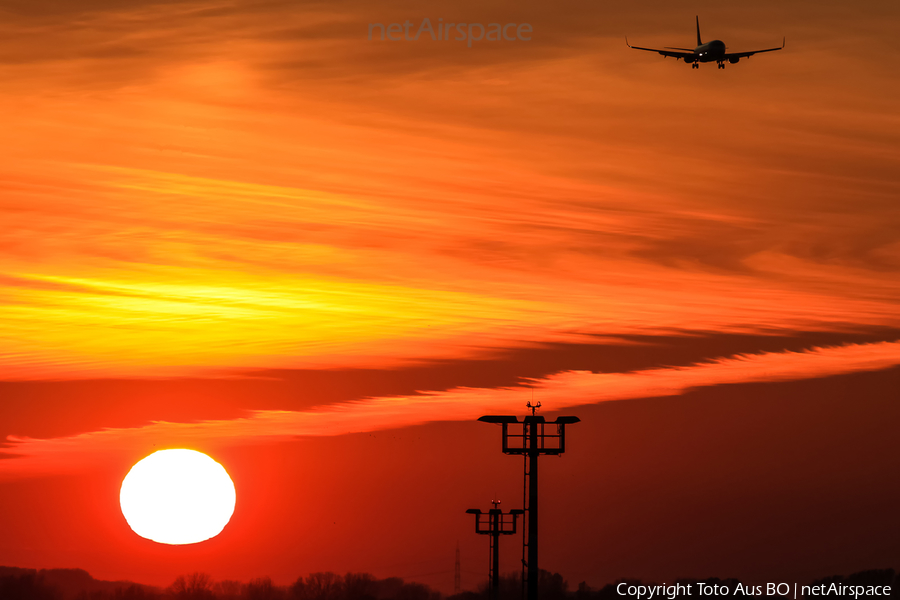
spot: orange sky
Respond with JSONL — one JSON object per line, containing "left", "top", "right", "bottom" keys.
{"left": 1, "top": 0, "right": 899, "bottom": 593}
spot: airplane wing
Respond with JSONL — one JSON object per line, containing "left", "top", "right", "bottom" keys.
{"left": 625, "top": 38, "right": 694, "bottom": 59}
{"left": 724, "top": 37, "right": 785, "bottom": 60}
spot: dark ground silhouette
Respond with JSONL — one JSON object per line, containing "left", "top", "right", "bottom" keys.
{"left": 1, "top": 567, "right": 897, "bottom": 600}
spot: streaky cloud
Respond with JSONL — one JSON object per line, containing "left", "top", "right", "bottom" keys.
{"left": 2, "top": 340, "right": 898, "bottom": 479}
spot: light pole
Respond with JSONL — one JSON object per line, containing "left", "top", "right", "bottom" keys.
{"left": 466, "top": 501, "right": 524, "bottom": 599}
{"left": 478, "top": 409, "right": 579, "bottom": 600}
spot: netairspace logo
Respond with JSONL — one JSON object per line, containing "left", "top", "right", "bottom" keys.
{"left": 615, "top": 582, "right": 893, "bottom": 600}
{"left": 368, "top": 18, "right": 532, "bottom": 47}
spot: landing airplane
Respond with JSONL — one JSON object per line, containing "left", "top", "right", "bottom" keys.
{"left": 626, "top": 16, "right": 784, "bottom": 69}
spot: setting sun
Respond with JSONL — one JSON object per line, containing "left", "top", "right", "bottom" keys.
{"left": 119, "top": 449, "right": 236, "bottom": 545}
{"left": 1, "top": 0, "right": 899, "bottom": 596}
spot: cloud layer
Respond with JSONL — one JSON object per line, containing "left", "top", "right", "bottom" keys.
{"left": 1, "top": 0, "right": 898, "bottom": 377}
{"left": 3, "top": 340, "right": 898, "bottom": 478}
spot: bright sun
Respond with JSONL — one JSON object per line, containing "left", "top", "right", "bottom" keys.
{"left": 120, "top": 449, "right": 236, "bottom": 545}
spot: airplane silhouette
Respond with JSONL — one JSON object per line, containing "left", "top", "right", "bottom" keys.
{"left": 627, "top": 16, "right": 784, "bottom": 69}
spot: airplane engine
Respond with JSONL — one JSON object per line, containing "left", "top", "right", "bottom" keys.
{"left": 729, "top": 57, "right": 740, "bottom": 64}
{"left": 683, "top": 56, "right": 696, "bottom": 64}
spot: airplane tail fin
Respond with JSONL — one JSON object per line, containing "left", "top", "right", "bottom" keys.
{"left": 696, "top": 15, "right": 702, "bottom": 46}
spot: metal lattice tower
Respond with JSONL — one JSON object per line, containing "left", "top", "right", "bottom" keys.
{"left": 478, "top": 408, "right": 579, "bottom": 600}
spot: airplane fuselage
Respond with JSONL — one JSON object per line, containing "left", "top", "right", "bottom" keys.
{"left": 689, "top": 40, "right": 726, "bottom": 62}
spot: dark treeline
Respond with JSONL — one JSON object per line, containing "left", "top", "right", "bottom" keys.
{"left": 2, "top": 567, "right": 898, "bottom": 600}
{"left": 457, "top": 570, "right": 570, "bottom": 600}
{"left": 0, "top": 569, "right": 441, "bottom": 600}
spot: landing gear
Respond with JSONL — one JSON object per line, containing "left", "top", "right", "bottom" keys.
{"left": 691, "top": 63, "right": 699, "bottom": 69}
{"left": 717, "top": 62, "right": 725, "bottom": 69}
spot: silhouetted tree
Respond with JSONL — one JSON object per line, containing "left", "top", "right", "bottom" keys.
{"left": 373, "top": 577, "right": 405, "bottom": 600}
{"left": 475, "top": 569, "right": 567, "bottom": 600}
{"left": 114, "top": 584, "right": 163, "bottom": 600}
{"left": 168, "top": 573, "right": 216, "bottom": 600}
{"left": 395, "top": 581, "right": 436, "bottom": 600}
{"left": 444, "top": 592, "right": 481, "bottom": 600}
{"left": 344, "top": 572, "right": 378, "bottom": 600}
{"left": 213, "top": 580, "right": 243, "bottom": 600}
{"left": 0, "top": 571, "right": 61, "bottom": 600}
{"left": 292, "top": 572, "right": 344, "bottom": 600}
{"left": 474, "top": 571, "right": 518, "bottom": 600}
{"left": 575, "top": 581, "right": 592, "bottom": 600}
{"left": 245, "top": 577, "right": 287, "bottom": 600}
{"left": 538, "top": 570, "right": 568, "bottom": 600}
